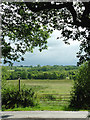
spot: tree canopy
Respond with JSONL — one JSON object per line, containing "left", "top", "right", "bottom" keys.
{"left": 1, "top": 2, "right": 52, "bottom": 65}
{"left": 1, "top": 2, "right": 90, "bottom": 65}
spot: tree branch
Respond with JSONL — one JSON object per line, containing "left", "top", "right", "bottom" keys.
{"left": 81, "top": 2, "right": 90, "bottom": 27}
{"left": 25, "top": 2, "right": 70, "bottom": 12}
{"left": 25, "top": 2, "right": 90, "bottom": 27}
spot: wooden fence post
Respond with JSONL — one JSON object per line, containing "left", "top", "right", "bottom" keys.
{"left": 18, "top": 78, "right": 20, "bottom": 92}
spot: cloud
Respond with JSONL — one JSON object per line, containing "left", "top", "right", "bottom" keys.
{"left": 13, "top": 30, "right": 80, "bottom": 66}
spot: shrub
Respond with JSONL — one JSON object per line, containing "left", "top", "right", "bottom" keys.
{"left": 2, "top": 85, "right": 38, "bottom": 109}
{"left": 69, "top": 62, "right": 90, "bottom": 109}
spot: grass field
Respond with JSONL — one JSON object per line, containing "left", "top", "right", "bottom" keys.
{"left": 7, "top": 79, "right": 73, "bottom": 94}
{"left": 3, "top": 79, "right": 74, "bottom": 111}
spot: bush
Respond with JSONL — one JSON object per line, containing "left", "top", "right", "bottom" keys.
{"left": 2, "top": 85, "right": 38, "bottom": 109}
{"left": 69, "top": 62, "right": 90, "bottom": 109}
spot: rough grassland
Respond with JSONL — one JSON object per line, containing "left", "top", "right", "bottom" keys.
{"left": 7, "top": 79, "right": 73, "bottom": 94}
{"left": 3, "top": 79, "right": 77, "bottom": 111}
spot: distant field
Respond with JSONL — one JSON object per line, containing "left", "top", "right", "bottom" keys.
{"left": 7, "top": 79, "right": 73, "bottom": 94}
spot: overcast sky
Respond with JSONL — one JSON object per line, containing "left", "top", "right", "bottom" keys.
{"left": 13, "top": 30, "right": 80, "bottom": 66}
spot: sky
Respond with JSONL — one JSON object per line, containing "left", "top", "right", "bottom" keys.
{"left": 13, "top": 30, "right": 81, "bottom": 66}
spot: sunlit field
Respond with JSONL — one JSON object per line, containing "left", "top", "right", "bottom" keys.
{"left": 7, "top": 79, "right": 73, "bottom": 94}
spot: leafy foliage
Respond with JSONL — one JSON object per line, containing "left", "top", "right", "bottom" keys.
{"left": 2, "top": 85, "right": 38, "bottom": 109}
{"left": 2, "top": 65, "right": 78, "bottom": 80}
{"left": 1, "top": 2, "right": 90, "bottom": 65}
{"left": 69, "top": 62, "right": 90, "bottom": 109}
{"left": 25, "top": 2, "right": 90, "bottom": 65}
{"left": 1, "top": 66, "right": 10, "bottom": 89}
{"left": 1, "top": 2, "right": 52, "bottom": 65}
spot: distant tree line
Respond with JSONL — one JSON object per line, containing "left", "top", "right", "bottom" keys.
{"left": 2, "top": 65, "right": 78, "bottom": 80}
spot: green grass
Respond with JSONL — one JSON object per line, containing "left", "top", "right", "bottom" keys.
{"left": 7, "top": 79, "right": 73, "bottom": 94}
{"left": 3, "top": 105, "right": 69, "bottom": 111}
{"left": 2, "top": 79, "right": 89, "bottom": 111}
{"left": 3, "top": 103, "right": 85, "bottom": 111}
{"left": 3, "top": 79, "right": 74, "bottom": 111}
